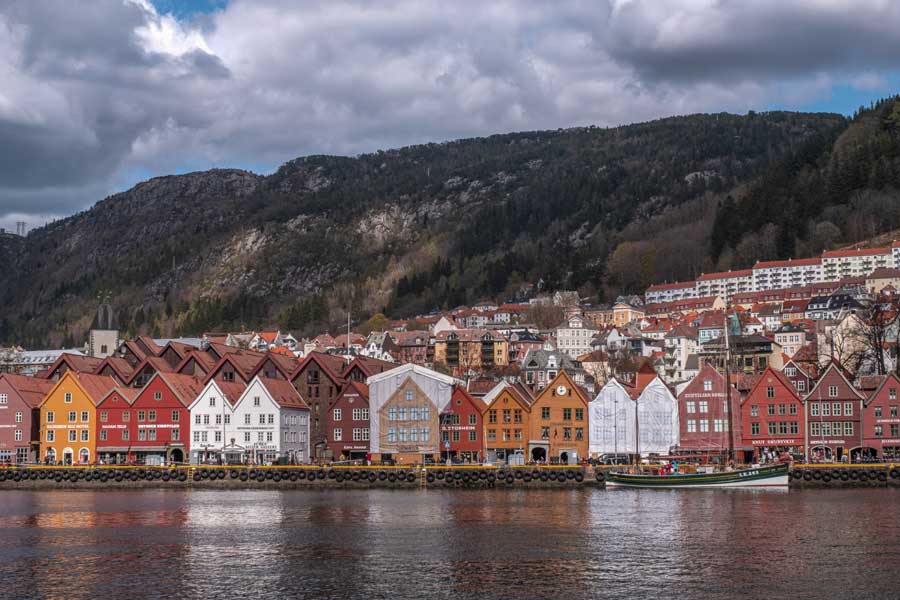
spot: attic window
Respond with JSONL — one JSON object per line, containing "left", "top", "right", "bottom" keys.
{"left": 154, "top": 391, "right": 162, "bottom": 401}
{"left": 64, "top": 392, "right": 72, "bottom": 403}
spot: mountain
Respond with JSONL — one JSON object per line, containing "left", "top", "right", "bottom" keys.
{"left": 0, "top": 107, "right": 870, "bottom": 346}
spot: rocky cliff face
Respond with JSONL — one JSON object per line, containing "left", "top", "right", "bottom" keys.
{"left": 0, "top": 111, "right": 850, "bottom": 345}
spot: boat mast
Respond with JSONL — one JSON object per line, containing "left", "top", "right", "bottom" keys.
{"left": 723, "top": 295, "right": 735, "bottom": 464}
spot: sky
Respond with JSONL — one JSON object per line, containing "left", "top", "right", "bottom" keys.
{"left": 2, "top": 0, "right": 899, "bottom": 233}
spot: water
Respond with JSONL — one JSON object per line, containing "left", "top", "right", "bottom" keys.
{"left": 0, "top": 488, "right": 898, "bottom": 599}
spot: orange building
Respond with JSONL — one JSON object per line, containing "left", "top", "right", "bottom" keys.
{"left": 39, "top": 371, "right": 117, "bottom": 465}
{"left": 481, "top": 382, "right": 533, "bottom": 464}
{"left": 527, "top": 371, "right": 590, "bottom": 464}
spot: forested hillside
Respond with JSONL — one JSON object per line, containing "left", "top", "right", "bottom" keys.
{"left": 3, "top": 104, "right": 883, "bottom": 347}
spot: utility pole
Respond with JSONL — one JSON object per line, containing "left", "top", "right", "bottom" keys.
{"left": 724, "top": 295, "right": 735, "bottom": 465}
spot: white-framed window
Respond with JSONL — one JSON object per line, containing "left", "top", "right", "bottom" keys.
{"left": 333, "top": 408, "right": 342, "bottom": 421}
{"left": 686, "top": 401, "right": 696, "bottom": 414}
{"left": 15, "top": 411, "right": 22, "bottom": 423}
{"left": 244, "top": 414, "right": 251, "bottom": 425}
{"left": 172, "top": 429, "right": 179, "bottom": 441}
{"left": 46, "top": 430, "right": 55, "bottom": 442}
{"left": 244, "top": 432, "right": 251, "bottom": 442}
{"left": 139, "top": 429, "right": 147, "bottom": 441}
{"left": 268, "top": 414, "right": 274, "bottom": 424}
{"left": 172, "top": 410, "right": 180, "bottom": 422}
{"left": 80, "top": 429, "right": 88, "bottom": 442}
{"left": 828, "top": 385, "right": 838, "bottom": 398}
{"left": 698, "top": 401, "right": 708, "bottom": 413}
{"left": 195, "top": 414, "right": 201, "bottom": 424}
{"left": 224, "top": 414, "right": 230, "bottom": 424}
{"left": 215, "top": 431, "right": 222, "bottom": 442}
{"left": 0, "top": 394, "right": 6, "bottom": 405}
{"left": 46, "top": 411, "right": 54, "bottom": 423}
{"left": 14, "top": 429, "right": 23, "bottom": 441}
{"left": 259, "top": 414, "right": 266, "bottom": 425}
{"left": 843, "top": 402, "right": 853, "bottom": 416}
{"left": 148, "top": 410, "right": 156, "bottom": 422}
{"left": 253, "top": 397, "right": 261, "bottom": 407}
{"left": 68, "top": 430, "right": 77, "bottom": 442}
{"left": 333, "top": 428, "right": 343, "bottom": 441}
{"left": 215, "top": 414, "right": 222, "bottom": 425}
{"left": 201, "top": 431, "right": 208, "bottom": 442}
{"left": 686, "top": 419, "right": 697, "bottom": 433}
{"left": 68, "top": 411, "right": 76, "bottom": 422}
{"left": 64, "top": 392, "right": 72, "bottom": 403}
{"left": 209, "top": 397, "right": 216, "bottom": 407}
{"left": 703, "top": 380, "right": 712, "bottom": 392}
{"left": 148, "top": 430, "right": 157, "bottom": 441}
{"left": 699, "top": 420, "right": 709, "bottom": 432}
{"left": 154, "top": 392, "right": 162, "bottom": 401}
{"left": 266, "top": 432, "right": 273, "bottom": 442}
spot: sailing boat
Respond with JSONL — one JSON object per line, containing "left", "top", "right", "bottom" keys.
{"left": 606, "top": 299, "right": 790, "bottom": 488}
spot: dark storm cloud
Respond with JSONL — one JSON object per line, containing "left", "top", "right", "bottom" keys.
{"left": 1, "top": 0, "right": 899, "bottom": 231}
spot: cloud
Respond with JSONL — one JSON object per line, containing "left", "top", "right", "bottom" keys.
{"left": 2, "top": 0, "right": 900, "bottom": 230}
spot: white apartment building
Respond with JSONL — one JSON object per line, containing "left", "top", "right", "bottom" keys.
{"left": 821, "top": 247, "right": 892, "bottom": 281}
{"left": 695, "top": 269, "right": 754, "bottom": 299}
{"left": 752, "top": 258, "right": 823, "bottom": 291}
{"left": 554, "top": 314, "right": 599, "bottom": 360}
{"left": 644, "top": 280, "right": 698, "bottom": 305}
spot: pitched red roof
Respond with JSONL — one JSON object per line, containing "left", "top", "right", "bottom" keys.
{"left": 0, "top": 373, "right": 56, "bottom": 408}
{"left": 258, "top": 377, "right": 309, "bottom": 409}
{"left": 217, "top": 381, "right": 247, "bottom": 406}
{"left": 290, "top": 351, "right": 347, "bottom": 385}
{"left": 342, "top": 356, "right": 396, "bottom": 379}
{"left": 754, "top": 257, "right": 821, "bottom": 269}
{"left": 74, "top": 373, "right": 121, "bottom": 405}
{"left": 697, "top": 269, "right": 752, "bottom": 281}
{"left": 646, "top": 280, "right": 696, "bottom": 292}
{"left": 96, "top": 385, "right": 140, "bottom": 407}
{"left": 96, "top": 356, "right": 136, "bottom": 380}
{"left": 822, "top": 247, "right": 890, "bottom": 258}
{"left": 39, "top": 353, "right": 104, "bottom": 379}
{"left": 135, "top": 336, "right": 163, "bottom": 356}
{"left": 153, "top": 372, "right": 206, "bottom": 406}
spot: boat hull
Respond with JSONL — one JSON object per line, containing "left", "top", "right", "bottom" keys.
{"left": 605, "top": 464, "right": 789, "bottom": 488}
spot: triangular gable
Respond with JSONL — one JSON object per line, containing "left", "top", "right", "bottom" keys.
{"left": 378, "top": 376, "right": 436, "bottom": 414}
{"left": 742, "top": 366, "right": 802, "bottom": 406}
{"left": 863, "top": 372, "right": 900, "bottom": 407}
{"left": 95, "top": 385, "right": 139, "bottom": 408}
{"left": 806, "top": 361, "right": 865, "bottom": 401}
{"left": 534, "top": 370, "right": 590, "bottom": 407}
{"left": 290, "top": 351, "right": 347, "bottom": 386}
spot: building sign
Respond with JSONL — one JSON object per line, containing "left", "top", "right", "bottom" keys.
{"left": 441, "top": 425, "right": 476, "bottom": 432}
{"left": 751, "top": 438, "right": 801, "bottom": 446}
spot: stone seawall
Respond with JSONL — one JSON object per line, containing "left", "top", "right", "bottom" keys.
{"left": 3, "top": 464, "right": 897, "bottom": 490}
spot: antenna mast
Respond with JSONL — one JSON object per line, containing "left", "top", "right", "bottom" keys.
{"left": 723, "top": 295, "right": 735, "bottom": 464}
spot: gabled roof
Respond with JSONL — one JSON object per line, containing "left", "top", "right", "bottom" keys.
{"left": 135, "top": 336, "right": 163, "bottom": 356}
{"left": 342, "top": 356, "right": 397, "bottom": 379}
{"left": 742, "top": 366, "right": 801, "bottom": 405}
{"left": 863, "top": 372, "right": 900, "bottom": 406}
{"left": 126, "top": 355, "right": 176, "bottom": 385}
{"left": 96, "top": 385, "right": 140, "bottom": 407}
{"left": 290, "top": 351, "right": 348, "bottom": 385}
{"left": 39, "top": 353, "right": 104, "bottom": 379}
{"left": 174, "top": 349, "right": 218, "bottom": 375}
{"left": 533, "top": 371, "right": 591, "bottom": 405}
{"left": 255, "top": 377, "right": 309, "bottom": 410}
{"left": 0, "top": 373, "right": 56, "bottom": 408}
{"left": 822, "top": 247, "right": 890, "bottom": 258}
{"left": 160, "top": 340, "right": 198, "bottom": 360}
{"left": 190, "top": 378, "right": 246, "bottom": 409}
{"left": 754, "top": 257, "right": 821, "bottom": 269}
{"left": 118, "top": 340, "right": 149, "bottom": 362}
{"left": 806, "top": 361, "right": 865, "bottom": 401}
{"left": 204, "top": 351, "right": 266, "bottom": 384}
{"left": 148, "top": 372, "right": 206, "bottom": 407}
{"left": 249, "top": 351, "right": 300, "bottom": 380}
{"left": 446, "top": 385, "right": 486, "bottom": 413}
{"left": 70, "top": 372, "right": 120, "bottom": 406}
{"left": 95, "top": 356, "right": 136, "bottom": 381}
{"left": 482, "top": 381, "right": 533, "bottom": 410}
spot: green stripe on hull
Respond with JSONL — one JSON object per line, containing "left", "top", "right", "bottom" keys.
{"left": 606, "top": 464, "right": 789, "bottom": 488}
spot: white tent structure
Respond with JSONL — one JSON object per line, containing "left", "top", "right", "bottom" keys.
{"left": 636, "top": 377, "right": 679, "bottom": 455}
{"left": 589, "top": 378, "right": 637, "bottom": 456}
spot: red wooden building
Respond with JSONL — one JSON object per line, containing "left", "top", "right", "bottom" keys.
{"left": 326, "top": 381, "right": 370, "bottom": 461}
{"left": 805, "top": 362, "right": 864, "bottom": 462}
{"left": 290, "top": 352, "right": 347, "bottom": 460}
{"left": 862, "top": 373, "right": 900, "bottom": 460}
{"left": 0, "top": 374, "right": 55, "bottom": 464}
{"left": 675, "top": 363, "right": 740, "bottom": 457}
{"left": 97, "top": 372, "right": 203, "bottom": 464}
{"left": 440, "top": 386, "right": 486, "bottom": 462}
{"left": 739, "top": 366, "right": 805, "bottom": 462}
{"left": 96, "top": 386, "right": 140, "bottom": 464}
{"left": 781, "top": 359, "right": 813, "bottom": 396}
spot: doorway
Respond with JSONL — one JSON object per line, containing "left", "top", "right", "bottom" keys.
{"left": 531, "top": 447, "right": 546, "bottom": 462}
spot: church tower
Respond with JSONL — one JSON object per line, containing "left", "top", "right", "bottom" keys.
{"left": 88, "top": 298, "right": 119, "bottom": 358}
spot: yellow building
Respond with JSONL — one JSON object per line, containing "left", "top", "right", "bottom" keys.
{"left": 39, "top": 371, "right": 117, "bottom": 465}
{"left": 613, "top": 302, "right": 645, "bottom": 328}
{"left": 433, "top": 330, "right": 508, "bottom": 373}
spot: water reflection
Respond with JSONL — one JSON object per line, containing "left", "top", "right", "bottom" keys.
{"left": 0, "top": 488, "right": 899, "bottom": 599}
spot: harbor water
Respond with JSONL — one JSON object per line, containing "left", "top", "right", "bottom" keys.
{"left": 0, "top": 488, "right": 898, "bottom": 599}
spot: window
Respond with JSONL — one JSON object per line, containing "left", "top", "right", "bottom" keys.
{"left": 789, "top": 404, "right": 798, "bottom": 416}
{"left": 875, "top": 407, "right": 883, "bottom": 418}
{"left": 766, "top": 386, "right": 775, "bottom": 398}
{"left": 699, "top": 420, "right": 709, "bottom": 432}
{"left": 785, "top": 367, "right": 796, "bottom": 377}
{"left": 703, "top": 380, "right": 712, "bottom": 392}
{"left": 148, "top": 410, "right": 156, "bottom": 422}
{"left": 64, "top": 392, "right": 72, "bottom": 403}
{"left": 259, "top": 414, "right": 266, "bottom": 425}
{"left": 153, "top": 391, "right": 162, "bottom": 401}
{"left": 469, "top": 414, "right": 477, "bottom": 425}
{"left": 822, "top": 403, "right": 831, "bottom": 416}
{"left": 148, "top": 430, "right": 157, "bottom": 441}
{"left": 268, "top": 414, "right": 274, "bottom": 424}
{"left": 46, "top": 430, "right": 55, "bottom": 442}
{"left": 68, "top": 430, "right": 77, "bottom": 442}
{"left": 0, "top": 394, "right": 6, "bottom": 405}
{"left": 541, "top": 426, "right": 550, "bottom": 439}
{"left": 562, "top": 427, "right": 571, "bottom": 440}
{"left": 790, "top": 422, "right": 798, "bottom": 435}
{"left": 699, "top": 401, "right": 708, "bottom": 413}
{"left": 843, "top": 402, "right": 853, "bottom": 416}
{"left": 821, "top": 422, "right": 832, "bottom": 436}
{"left": 768, "top": 423, "right": 777, "bottom": 435}
{"left": 452, "top": 431, "right": 460, "bottom": 442}
{"left": 138, "top": 410, "right": 146, "bottom": 422}
{"left": 405, "top": 391, "right": 413, "bottom": 401}
{"left": 810, "top": 422, "right": 820, "bottom": 436}
{"left": 686, "top": 401, "right": 696, "bottom": 414}
{"left": 122, "top": 430, "right": 129, "bottom": 441}
{"left": 469, "top": 430, "right": 477, "bottom": 442}
{"left": 138, "top": 429, "right": 147, "bottom": 441}
{"left": 99, "top": 410, "right": 108, "bottom": 423}
{"left": 767, "top": 404, "right": 775, "bottom": 416}
{"left": 828, "top": 385, "right": 838, "bottom": 398}
{"left": 244, "top": 414, "right": 251, "bottom": 425}
{"left": 488, "top": 410, "right": 497, "bottom": 424}
{"left": 810, "top": 403, "right": 819, "bottom": 417}
{"left": 541, "top": 407, "right": 550, "bottom": 420}
{"left": 333, "top": 409, "right": 342, "bottom": 421}
{"left": 333, "top": 428, "right": 342, "bottom": 441}
{"left": 891, "top": 406, "right": 898, "bottom": 418}
{"left": 253, "top": 397, "right": 261, "bottom": 407}
{"left": 487, "top": 429, "right": 496, "bottom": 442}
{"left": 891, "top": 388, "right": 897, "bottom": 400}
{"left": 562, "top": 408, "right": 572, "bottom": 421}
{"left": 172, "top": 410, "right": 179, "bottom": 422}
{"left": 891, "top": 425, "right": 899, "bottom": 438}
{"left": 832, "top": 403, "right": 841, "bottom": 417}
{"left": 797, "top": 380, "right": 806, "bottom": 392}
{"left": 687, "top": 419, "right": 697, "bottom": 433}
{"left": 750, "top": 405, "right": 758, "bottom": 417}
{"left": 266, "top": 432, "right": 273, "bottom": 442}
{"left": 172, "top": 429, "right": 179, "bottom": 441}
{"left": 874, "top": 425, "right": 883, "bottom": 437}
{"left": 15, "top": 411, "right": 22, "bottom": 423}
{"left": 68, "top": 411, "right": 76, "bottom": 422}
{"left": 844, "top": 422, "right": 853, "bottom": 436}
{"left": 778, "top": 404, "right": 786, "bottom": 416}
{"left": 47, "top": 411, "right": 54, "bottom": 423}
{"left": 514, "top": 409, "right": 523, "bottom": 423}
{"left": 244, "top": 432, "right": 251, "bottom": 443}
{"left": 195, "top": 414, "right": 201, "bottom": 424}
{"left": 15, "top": 429, "right": 23, "bottom": 442}
{"left": 224, "top": 414, "right": 230, "bottom": 424}
{"left": 779, "top": 422, "right": 788, "bottom": 435}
